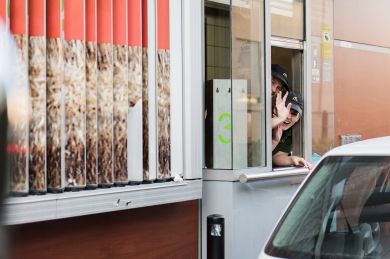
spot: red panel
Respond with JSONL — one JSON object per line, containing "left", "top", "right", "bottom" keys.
{"left": 47, "top": 0, "right": 60, "bottom": 38}
{"left": 334, "top": 47, "right": 390, "bottom": 146}
{"left": 97, "top": 0, "right": 111, "bottom": 43}
{"left": 0, "top": 0, "right": 6, "bottom": 28}
{"left": 10, "top": 0, "right": 26, "bottom": 34}
{"left": 334, "top": 0, "right": 390, "bottom": 48}
{"left": 128, "top": 0, "right": 141, "bottom": 46}
{"left": 113, "top": 0, "right": 126, "bottom": 45}
{"left": 65, "top": 0, "right": 84, "bottom": 40}
{"left": 86, "top": 0, "right": 96, "bottom": 41}
{"left": 157, "top": 0, "right": 169, "bottom": 49}
{"left": 142, "top": 0, "right": 147, "bottom": 47}
{"left": 29, "top": 0, "right": 45, "bottom": 36}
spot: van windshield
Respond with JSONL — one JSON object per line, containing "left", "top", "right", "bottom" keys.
{"left": 264, "top": 156, "right": 390, "bottom": 258}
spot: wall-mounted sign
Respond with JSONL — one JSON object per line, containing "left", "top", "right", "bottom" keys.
{"left": 311, "top": 43, "right": 320, "bottom": 83}
{"left": 323, "top": 61, "right": 332, "bottom": 82}
{"left": 340, "top": 41, "right": 352, "bottom": 48}
{"left": 321, "top": 26, "right": 332, "bottom": 58}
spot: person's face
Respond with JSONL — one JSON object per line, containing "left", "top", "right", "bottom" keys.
{"left": 271, "top": 75, "right": 284, "bottom": 98}
{"left": 274, "top": 107, "right": 300, "bottom": 131}
{"left": 281, "top": 108, "right": 300, "bottom": 131}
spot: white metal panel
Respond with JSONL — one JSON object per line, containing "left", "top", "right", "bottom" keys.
{"left": 170, "top": 0, "right": 183, "bottom": 176}
{"left": 127, "top": 0, "right": 143, "bottom": 183}
{"left": 303, "top": 0, "right": 312, "bottom": 163}
{"left": 334, "top": 39, "right": 390, "bottom": 54}
{"left": 202, "top": 181, "right": 234, "bottom": 259}
{"left": 232, "top": 80, "right": 248, "bottom": 168}
{"left": 148, "top": 0, "right": 157, "bottom": 180}
{"left": 182, "top": 0, "right": 203, "bottom": 179}
{"left": 211, "top": 80, "right": 232, "bottom": 169}
{"left": 202, "top": 178, "right": 301, "bottom": 259}
{"left": 3, "top": 200, "right": 57, "bottom": 225}
{"left": 60, "top": 0, "right": 66, "bottom": 189}
{"left": 209, "top": 79, "right": 248, "bottom": 169}
{"left": 3, "top": 180, "right": 202, "bottom": 225}
{"left": 128, "top": 101, "right": 143, "bottom": 182}
{"left": 265, "top": 0, "right": 272, "bottom": 170}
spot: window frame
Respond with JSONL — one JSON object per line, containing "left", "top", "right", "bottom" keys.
{"left": 202, "top": 0, "right": 313, "bottom": 181}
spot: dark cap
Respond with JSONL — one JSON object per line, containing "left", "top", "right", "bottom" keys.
{"left": 285, "top": 91, "right": 303, "bottom": 115}
{"left": 271, "top": 64, "right": 289, "bottom": 91}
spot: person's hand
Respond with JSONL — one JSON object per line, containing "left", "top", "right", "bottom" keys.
{"left": 275, "top": 91, "right": 291, "bottom": 124}
{"left": 291, "top": 156, "right": 313, "bottom": 170}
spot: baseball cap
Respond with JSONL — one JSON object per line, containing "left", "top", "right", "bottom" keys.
{"left": 271, "top": 64, "right": 289, "bottom": 91}
{"left": 285, "top": 91, "right": 303, "bottom": 115}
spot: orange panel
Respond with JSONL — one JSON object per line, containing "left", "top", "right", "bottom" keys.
{"left": 113, "top": 0, "right": 126, "bottom": 45}
{"left": 47, "top": 0, "right": 60, "bottom": 38}
{"left": 65, "top": 0, "right": 84, "bottom": 40}
{"left": 128, "top": 0, "right": 141, "bottom": 46}
{"left": 0, "top": 0, "right": 5, "bottom": 27}
{"left": 334, "top": 0, "right": 390, "bottom": 48}
{"left": 10, "top": 0, "right": 26, "bottom": 34}
{"left": 97, "top": 0, "right": 111, "bottom": 43}
{"left": 310, "top": 0, "right": 333, "bottom": 38}
{"left": 271, "top": 1, "right": 303, "bottom": 40}
{"left": 29, "top": 0, "right": 45, "bottom": 36}
{"left": 86, "top": 0, "right": 96, "bottom": 41}
{"left": 334, "top": 46, "right": 390, "bottom": 146}
{"left": 157, "top": 0, "right": 169, "bottom": 49}
{"left": 142, "top": 0, "right": 147, "bottom": 47}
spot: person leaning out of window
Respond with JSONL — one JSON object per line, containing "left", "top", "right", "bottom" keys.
{"left": 271, "top": 64, "right": 292, "bottom": 129}
{"left": 272, "top": 91, "right": 313, "bottom": 170}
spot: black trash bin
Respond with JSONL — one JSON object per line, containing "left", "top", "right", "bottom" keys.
{"left": 207, "top": 214, "right": 225, "bottom": 259}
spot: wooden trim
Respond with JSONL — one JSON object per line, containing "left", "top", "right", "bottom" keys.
{"left": 8, "top": 200, "right": 199, "bottom": 259}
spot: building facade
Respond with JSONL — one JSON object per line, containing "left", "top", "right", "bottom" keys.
{"left": 2, "top": 0, "right": 390, "bottom": 258}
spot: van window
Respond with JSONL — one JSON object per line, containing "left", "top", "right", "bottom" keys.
{"left": 265, "top": 156, "right": 390, "bottom": 258}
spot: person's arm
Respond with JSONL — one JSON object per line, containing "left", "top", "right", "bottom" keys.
{"left": 273, "top": 151, "right": 313, "bottom": 170}
{"left": 272, "top": 122, "right": 282, "bottom": 151}
{"left": 271, "top": 91, "right": 291, "bottom": 128}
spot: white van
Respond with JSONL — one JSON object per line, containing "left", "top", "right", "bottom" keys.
{"left": 259, "top": 136, "right": 390, "bottom": 259}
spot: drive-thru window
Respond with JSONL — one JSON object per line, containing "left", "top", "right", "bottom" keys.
{"left": 202, "top": 1, "right": 311, "bottom": 258}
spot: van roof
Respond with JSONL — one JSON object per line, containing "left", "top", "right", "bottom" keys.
{"left": 325, "top": 136, "right": 390, "bottom": 156}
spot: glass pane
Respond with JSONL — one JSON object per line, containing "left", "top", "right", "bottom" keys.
{"left": 204, "top": 0, "right": 266, "bottom": 169}
{"left": 204, "top": 1, "right": 232, "bottom": 169}
{"left": 271, "top": 0, "right": 304, "bottom": 40}
{"left": 311, "top": 0, "right": 334, "bottom": 161}
{"left": 231, "top": 0, "right": 265, "bottom": 168}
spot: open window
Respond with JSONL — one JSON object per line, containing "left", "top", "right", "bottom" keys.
{"left": 271, "top": 46, "right": 304, "bottom": 159}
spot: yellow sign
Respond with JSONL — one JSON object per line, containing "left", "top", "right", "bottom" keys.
{"left": 322, "top": 26, "right": 332, "bottom": 58}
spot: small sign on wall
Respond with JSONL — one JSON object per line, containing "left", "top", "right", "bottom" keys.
{"left": 311, "top": 43, "right": 320, "bottom": 83}
{"left": 323, "top": 61, "right": 332, "bottom": 82}
{"left": 340, "top": 134, "right": 361, "bottom": 145}
{"left": 322, "top": 26, "right": 332, "bottom": 58}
